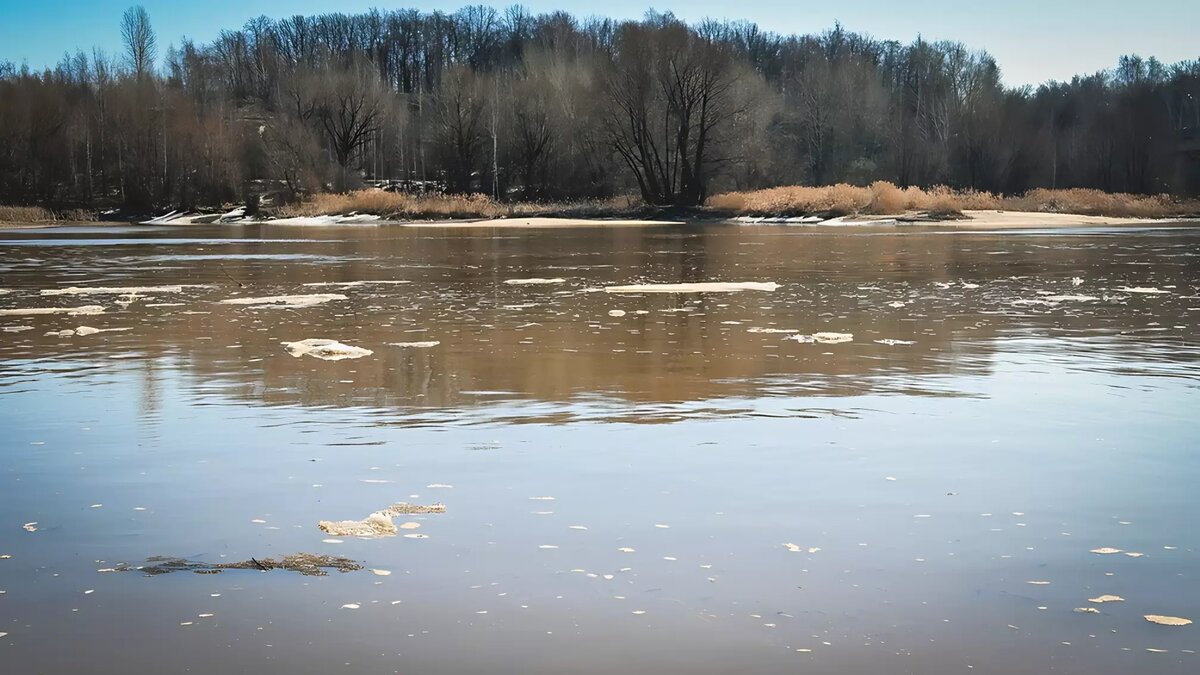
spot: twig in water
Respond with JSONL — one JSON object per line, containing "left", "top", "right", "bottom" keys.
{"left": 218, "top": 264, "right": 244, "bottom": 288}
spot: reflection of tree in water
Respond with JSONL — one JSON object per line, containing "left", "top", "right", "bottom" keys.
{"left": 3, "top": 224, "right": 1197, "bottom": 419}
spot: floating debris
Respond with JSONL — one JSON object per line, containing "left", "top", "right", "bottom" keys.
{"left": 219, "top": 293, "right": 347, "bottom": 308}
{"left": 22, "top": 522, "right": 38, "bottom": 533}
{"left": 318, "top": 502, "right": 445, "bottom": 538}
{"left": 341, "top": 603, "right": 361, "bottom": 610}
{"left": 605, "top": 281, "right": 778, "bottom": 294}
{"left": 782, "top": 543, "right": 819, "bottom": 553}
{"left": 389, "top": 341, "right": 440, "bottom": 348}
{"left": 0, "top": 305, "right": 104, "bottom": 316}
{"left": 1026, "top": 581, "right": 1051, "bottom": 586}
{"left": 283, "top": 339, "right": 373, "bottom": 361}
{"left": 874, "top": 338, "right": 915, "bottom": 345}
{"left": 608, "top": 309, "right": 627, "bottom": 317}
{"left": 1090, "top": 547, "right": 1122, "bottom": 554}
{"left": 371, "top": 569, "right": 392, "bottom": 577}
{"left": 1145, "top": 615, "right": 1192, "bottom": 626}
{"left": 1119, "top": 287, "right": 1169, "bottom": 295}
{"left": 139, "top": 554, "right": 362, "bottom": 577}
{"left": 1089, "top": 595, "right": 1125, "bottom": 603}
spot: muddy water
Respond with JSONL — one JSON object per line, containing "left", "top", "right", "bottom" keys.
{"left": 1, "top": 221, "right": 1198, "bottom": 674}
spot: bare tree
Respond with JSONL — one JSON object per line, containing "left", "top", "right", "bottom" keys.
{"left": 603, "top": 18, "right": 740, "bottom": 206}
{"left": 121, "top": 5, "right": 158, "bottom": 80}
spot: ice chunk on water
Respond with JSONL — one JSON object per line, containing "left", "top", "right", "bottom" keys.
{"left": 0, "top": 305, "right": 105, "bottom": 316}
{"left": 221, "top": 294, "right": 347, "bottom": 308}
{"left": 505, "top": 278, "right": 566, "bottom": 285}
{"left": 282, "top": 339, "right": 373, "bottom": 360}
{"left": 318, "top": 503, "right": 445, "bottom": 538}
{"left": 605, "top": 282, "right": 779, "bottom": 293}
{"left": 41, "top": 285, "right": 209, "bottom": 296}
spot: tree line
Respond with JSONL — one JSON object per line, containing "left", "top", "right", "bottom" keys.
{"left": 2, "top": 5, "right": 1198, "bottom": 212}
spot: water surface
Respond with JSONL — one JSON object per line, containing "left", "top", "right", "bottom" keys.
{"left": 1, "top": 221, "right": 1198, "bottom": 674}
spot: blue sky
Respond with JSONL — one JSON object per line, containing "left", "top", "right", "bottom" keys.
{"left": 0, "top": 0, "right": 1195, "bottom": 86}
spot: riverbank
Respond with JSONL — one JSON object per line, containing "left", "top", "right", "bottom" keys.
{"left": 3, "top": 184, "right": 1198, "bottom": 229}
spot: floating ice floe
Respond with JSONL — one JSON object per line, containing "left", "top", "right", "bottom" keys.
{"left": 388, "top": 341, "right": 440, "bottom": 348}
{"left": 786, "top": 332, "right": 854, "bottom": 344}
{"left": 504, "top": 278, "right": 565, "bottom": 285}
{"left": 1042, "top": 294, "right": 1099, "bottom": 302}
{"left": 1089, "top": 595, "right": 1125, "bottom": 603}
{"left": 874, "top": 339, "right": 915, "bottom": 346}
{"left": 283, "top": 339, "right": 374, "bottom": 361}
{"left": 40, "top": 285, "right": 209, "bottom": 296}
{"left": 318, "top": 503, "right": 445, "bottom": 538}
{"left": 44, "top": 326, "right": 132, "bottom": 337}
{"left": 783, "top": 543, "right": 821, "bottom": 553}
{"left": 605, "top": 282, "right": 779, "bottom": 293}
{"left": 747, "top": 327, "right": 799, "bottom": 334}
{"left": 1118, "top": 287, "right": 1169, "bottom": 295}
{"left": 220, "top": 293, "right": 347, "bottom": 308}
{"left": 608, "top": 309, "right": 627, "bottom": 317}
{"left": 1090, "top": 547, "right": 1123, "bottom": 555}
{"left": 301, "top": 280, "right": 410, "bottom": 288}
{"left": 1145, "top": 615, "right": 1192, "bottom": 626}
{"left": 0, "top": 305, "right": 105, "bottom": 316}
{"left": 1074, "top": 607, "right": 1101, "bottom": 614}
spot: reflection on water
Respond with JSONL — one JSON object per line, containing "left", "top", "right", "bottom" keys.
{"left": 1, "top": 222, "right": 1198, "bottom": 674}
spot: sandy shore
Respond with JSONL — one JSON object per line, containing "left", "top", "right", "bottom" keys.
{"left": 956, "top": 210, "right": 1190, "bottom": 228}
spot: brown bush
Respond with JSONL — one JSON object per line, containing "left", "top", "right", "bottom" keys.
{"left": 866, "top": 181, "right": 905, "bottom": 214}
{"left": 707, "top": 185, "right": 1196, "bottom": 219}
{"left": 0, "top": 205, "right": 97, "bottom": 223}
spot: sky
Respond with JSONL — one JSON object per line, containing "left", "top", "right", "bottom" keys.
{"left": 0, "top": 0, "right": 1196, "bottom": 87}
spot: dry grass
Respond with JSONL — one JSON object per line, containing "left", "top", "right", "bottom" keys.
{"left": 708, "top": 183, "right": 1198, "bottom": 219}
{"left": 278, "top": 190, "right": 638, "bottom": 221}
{"left": 0, "top": 205, "right": 97, "bottom": 223}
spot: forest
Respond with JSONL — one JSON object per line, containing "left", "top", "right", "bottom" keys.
{"left": 1, "top": 4, "right": 1198, "bottom": 214}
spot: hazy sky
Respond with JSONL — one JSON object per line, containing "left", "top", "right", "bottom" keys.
{"left": 1, "top": 0, "right": 1196, "bottom": 87}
